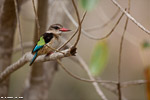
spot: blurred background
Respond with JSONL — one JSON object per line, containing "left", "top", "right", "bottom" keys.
{"left": 4, "top": 0, "right": 150, "bottom": 100}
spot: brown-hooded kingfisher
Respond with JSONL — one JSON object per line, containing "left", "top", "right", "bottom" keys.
{"left": 30, "top": 24, "right": 71, "bottom": 66}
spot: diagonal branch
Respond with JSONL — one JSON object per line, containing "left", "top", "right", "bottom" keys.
{"left": 110, "top": 0, "right": 150, "bottom": 35}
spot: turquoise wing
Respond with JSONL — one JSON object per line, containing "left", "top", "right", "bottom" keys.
{"left": 32, "top": 45, "right": 43, "bottom": 53}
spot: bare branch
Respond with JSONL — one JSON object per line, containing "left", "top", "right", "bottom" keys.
{"left": 70, "top": 54, "right": 128, "bottom": 100}
{"left": 58, "top": 11, "right": 87, "bottom": 50}
{"left": 85, "top": 8, "right": 120, "bottom": 31}
{"left": 75, "top": 55, "right": 108, "bottom": 100}
{"left": 117, "top": 1, "right": 130, "bottom": 100}
{"left": 71, "top": 0, "right": 82, "bottom": 47}
{"left": 121, "top": 80, "right": 147, "bottom": 88}
{"left": 61, "top": 2, "right": 125, "bottom": 40}
{"left": 57, "top": 59, "right": 117, "bottom": 84}
{"left": 110, "top": 0, "right": 150, "bottom": 35}
{"left": 32, "top": 0, "right": 40, "bottom": 38}
{"left": 14, "top": 0, "right": 24, "bottom": 55}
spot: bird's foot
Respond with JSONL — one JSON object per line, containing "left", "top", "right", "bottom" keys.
{"left": 45, "top": 52, "right": 53, "bottom": 57}
{"left": 70, "top": 46, "right": 77, "bottom": 56}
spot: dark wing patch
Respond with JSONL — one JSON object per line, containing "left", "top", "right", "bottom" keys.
{"left": 43, "top": 33, "right": 54, "bottom": 43}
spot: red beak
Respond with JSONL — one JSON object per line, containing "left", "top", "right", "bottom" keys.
{"left": 59, "top": 28, "right": 71, "bottom": 32}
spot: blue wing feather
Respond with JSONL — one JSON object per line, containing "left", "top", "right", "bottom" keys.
{"left": 32, "top": 45, "right": 44, "bottom": 53}
{"left": 30, "top": 52, "right": 38, "bottom": 66}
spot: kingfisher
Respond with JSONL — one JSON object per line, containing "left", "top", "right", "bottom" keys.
{"left": 29, "top": 24, "right": 71, "bottom": 66}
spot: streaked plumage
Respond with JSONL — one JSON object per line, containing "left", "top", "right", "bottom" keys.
{"left": 30, "top": 24, "right": 70, "bottom": 66}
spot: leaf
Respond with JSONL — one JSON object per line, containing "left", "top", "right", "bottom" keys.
{"left": 90, "top": 40, "right": 108, "bottom": 76}
{"left": 142, "top": 41, "right": 150, "bottom": 49}
{"left": 80, "top": 0, "right": 99, "bottom": 11}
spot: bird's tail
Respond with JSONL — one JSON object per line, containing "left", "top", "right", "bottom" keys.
{"left": 29, "top": 52, "right": 38, "bottom": 66}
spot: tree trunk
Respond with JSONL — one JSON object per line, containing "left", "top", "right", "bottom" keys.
{"left": 0, "top": 0, "right": 17, "bottom": 97}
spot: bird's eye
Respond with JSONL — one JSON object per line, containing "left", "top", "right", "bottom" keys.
{"left": 53, "top": 26, "right": 59, "bottom": 30}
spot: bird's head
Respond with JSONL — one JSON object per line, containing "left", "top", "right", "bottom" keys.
{"left": 47, "top": 24, "right": 71, "bottom": 35}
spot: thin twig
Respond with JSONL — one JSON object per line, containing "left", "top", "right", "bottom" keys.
{"left": 56, "top": 59, "right": 117, "bottom": 84}
{"left": 71, "top": 0, "right": 82, "bottom": 47}
{"left": 58, "top": 11, "right": 87, "bottom": 50}
{"left": 118, "top": 1, "right": 130, "bottom": 100}
{"left": 76, "top": 55, "right": 108, "bottom": 100}
{"left": 110, "top": 0, "right": 150, "bottom": 35}
{"left": 69, "top": 54, "right": 127, "bottom": 100}
{"left": 32, "top": 0, "right": 40, "bottom": 38}
{"left": 14, "top": 0, "right": 24, "bottom": 55}
{"left": 121, "top": 80, "right": 147, "bottom": 88}
{"left": 61, "top": 2, "right": 125, "bottom": 40}
{"left": 85, "top": 8, "right": 120, "bottom": 31}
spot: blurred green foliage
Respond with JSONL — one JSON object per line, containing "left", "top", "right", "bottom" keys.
{"left": 80, "top": 0, "right": 99, "bottom": 11}
{"left": 90, "top": 40, "right": 108, "bottom": 76}
{"left": 142, "top": 41, "right": 150, "bottom": 49}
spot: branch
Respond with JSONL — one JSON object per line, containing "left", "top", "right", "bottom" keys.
{"left": 14, "top": 0, "right": 24, "bottom": 55}
{"left": 32, "top": 0, "right": 40, "bottom": 38}
{"left": 57, "top": 59, "right": 109, "bottom": 100}
{"left": 58, "top": 11, "right": 87, "bottom": 50}
{"left": 75, "top": 55, "right": 108, "bottom": 100}
{"left": 57, "top": 59, "right": 117, "bottom": 84}
{"left": 117, "top": 1, "right": 130, "bottom": 100}
{"left": 70, "top": 54, "right": 128, "bottom": 100}
{"left": 61, "top": 2, "right": 125, "bottom": 40}
{"left": 85, "top": 8, "right": 120, "bottom": 31}
{"left": 71, "top": 0, "right": 82, "bottom": 47}
{"left": 121, "top": 80, "right": 147, "bottom": 88}
{"left": 0, "top": 48, "right": 73, "bottom": 83}
{"left": 110, "top": 0, "right": 150, "bottom": 35}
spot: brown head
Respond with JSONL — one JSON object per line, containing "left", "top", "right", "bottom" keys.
{"left": 47, "top": 24, "right": 71, "bottom": 35}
